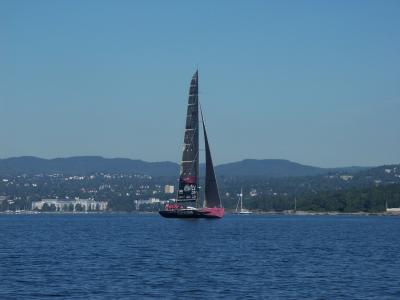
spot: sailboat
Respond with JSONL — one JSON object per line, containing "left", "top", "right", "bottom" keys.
{"left": 159, "top": 71, "right": 224, "bottom": 219}
{"left": 234, "top": 188, "right": 252, "bottom": 214}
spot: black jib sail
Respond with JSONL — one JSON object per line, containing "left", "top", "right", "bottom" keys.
{"left": 177, "top": 71, "right": 199, "bottom": 203}
{"left": 201, "top": 108, "right": 222, "bottom": 208}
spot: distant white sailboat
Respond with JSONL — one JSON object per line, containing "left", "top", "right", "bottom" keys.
{"left": 234, "top": 188, "right": 252, "bottom": 214}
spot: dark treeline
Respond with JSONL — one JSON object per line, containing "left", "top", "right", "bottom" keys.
{"left": 222, "top": 184, "right": 400, "bottom": 213}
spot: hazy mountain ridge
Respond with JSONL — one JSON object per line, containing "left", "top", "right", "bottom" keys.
{"left": 0, "top": 156, "right": 373, "bottom": 177}
{"left": 0, "top": 156, "right": 178, "bottom": 177}
{"left": 214, "top": 159, "right": 368, "bottom": 177}
{"left": 215, "top": 159, "right": 318, "bottom": 177}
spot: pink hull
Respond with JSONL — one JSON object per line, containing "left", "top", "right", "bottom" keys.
{"left": 159, "top": 207, "right": 224, "bottom": 219}
{"left": 198, "top": 207, "right": 225, "bottom": 218}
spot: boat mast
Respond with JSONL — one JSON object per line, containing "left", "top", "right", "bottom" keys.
{"left": 240, "top": 188, "right": 243, "bottom": 212}
{"left": 235, "top": 192, "right": 240, "bottom": 213}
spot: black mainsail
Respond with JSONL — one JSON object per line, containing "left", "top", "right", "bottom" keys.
{"left": 177, "top": 71, "right": 199, "bottom": 204}
{"left": 201, "top": 108, "right": 222, "bottom": 208}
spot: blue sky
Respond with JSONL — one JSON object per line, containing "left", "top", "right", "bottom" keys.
{"left": 0, "top": 0, "right": 399, "bottom": 167}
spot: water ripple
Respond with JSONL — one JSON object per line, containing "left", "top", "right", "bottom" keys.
{"left": 1, "top": 214, "right": 400, "bottom": 299}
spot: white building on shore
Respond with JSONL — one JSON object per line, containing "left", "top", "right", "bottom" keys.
{"left": 32, "top": 198, "right": 108, "bottom": 212}
{"left": 386, "top": 200, "right": 400, "bottom": 214}
{"left": 386, "top": 207, "right": 400, "bottom": 214}
{"left": 164, "top": 185, "right": 175, "bottom": 194}
{"left": 134, "top": 198, "right": 168, "bottom": 210}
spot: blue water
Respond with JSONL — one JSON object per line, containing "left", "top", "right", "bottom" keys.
{"left": 1, "top": 214, "right": 400, "bottom": 299}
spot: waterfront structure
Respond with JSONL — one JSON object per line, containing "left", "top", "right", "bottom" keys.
{"left": 32, "top": 198, "right": 108, "bottom": 212}
{"left": 386, "top": 200, "right": 400, "bottom": 214}
{"left": 164, "top": 185, "right": 175, "bottom": 194}
{"left": 134, "top": 198, "right": 168, "bottom": 210}
{"left": 340, "top": 175, "right": 353, "bottom": 181}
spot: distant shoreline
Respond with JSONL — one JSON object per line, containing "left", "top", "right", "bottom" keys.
{"left": 1, "top": 210, "right": 399, "bottom": 216}
{"left": 251, "top": 210, "right": 400, "bottom": 216}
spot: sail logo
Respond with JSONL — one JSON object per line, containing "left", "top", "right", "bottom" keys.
{"left": 178, "top": 177, "right": 197, "bottom": 200}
